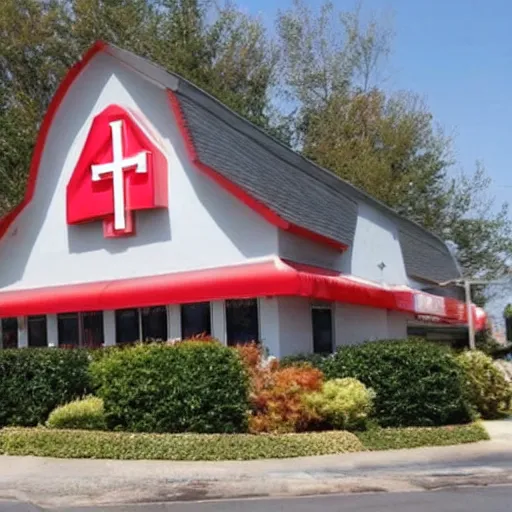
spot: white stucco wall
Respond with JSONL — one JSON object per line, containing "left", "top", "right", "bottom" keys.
{"left": 278, "top": 296, "right": 313, "bottom": 357}
{"left": 0, "top": 53, "right": 278, "bottom": 291}
{"left": 278, "top": 203, "right": 409, "bottom": 287}
{"left": 349, "top": 202, "right": 408, "bottom": 285}
{"left": 387, "top": 310, "right": 411, "bottom": 339}
{"left": 258, "top": 297, "right": 280, "bottom": 356}
{"left": 257, "top": 296, "right": 314, "bottom": 357}
{"left": 278, "top": 231, "right": 348, "bottom": 272}
{"left": 334, "top": 303, "right": 390, "bottom": 346}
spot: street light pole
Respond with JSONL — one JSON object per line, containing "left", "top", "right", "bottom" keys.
{"left": 439, "top": 276, "right": 510, "bottom": 350}
{"left": 464, "top": 279, "right": 476, "bottom": 350}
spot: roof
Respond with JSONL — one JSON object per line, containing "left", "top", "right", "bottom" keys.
{"left": 0, "top": 41, "right": 462, "bottom": 283}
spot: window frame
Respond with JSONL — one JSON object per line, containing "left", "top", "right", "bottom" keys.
{"left": 311, "top": 303, "right": 334, "bottom": 354}
{"left": 115, "top": 306, "right": 169, "bottom": 345}
{"left": 140, "top": 306, "right": 168, "bottom": 342}
{"left": 225, "top": 298, "right": 260, "bottom": 346}
{"left": 0, "top": 317, "right": 18, "bottom": 349}
{"left": 27, "top": 315, "right": 48, "bottom": 348}
{"left": 180, "top": 302, "right": 212, "bottom": 340}
{"left": 57, "top": 312, "right": 81, "bottom": 348}
{"left": 57, "top": 311, "right": 105, "bottom": 348}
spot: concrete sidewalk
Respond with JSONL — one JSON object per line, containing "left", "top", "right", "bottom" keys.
{"left": 1, "top": 440, "right": 512, "bottom": 509}
{"left": 483, "top": 418, "right": 512, "bottom": 442}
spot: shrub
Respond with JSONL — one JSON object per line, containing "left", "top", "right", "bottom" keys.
{"left": 280, "top": 353, "right": 328, "bottom": 370}
{"left": 87, "top": 345, "right": 122, "bottom": 362}
{"left": 357, "top": 423, "right": 489, "bottom": 451}
{"left": 234, "top": 343, "right": 324, "bottom": 433}
{"left": 303, "top": 378, "right": 375, "bottom": 430}
{"left": 0, "top": 348, "right": 91, "bottom": 428}
{"left": 47, "top": 396, "right": 106, "bottom": 430}
{"left": 0, "top": 428, "right": 363, "bottom": 460}
{"left": 456, "top": 351, "right": 512, "bottom": 419}
{"left": 323, "top": 339, "right": 474, "bottom": 427}
{"left": 473, "top": 328, "right": 506, "bottom": 358}
{"left": 89, "top": 341, "right": 249, "bottom": 433}
{"left": 494, "top": 359, "right": 512, "bottom": 383}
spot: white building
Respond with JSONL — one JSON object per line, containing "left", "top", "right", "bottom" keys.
{"left": 0, "top": 42, "right": 487, "bottom": 356}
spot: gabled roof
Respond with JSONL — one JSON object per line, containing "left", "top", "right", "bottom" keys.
{"left": 0, "top": 41, "right": 461, "bottom": 283}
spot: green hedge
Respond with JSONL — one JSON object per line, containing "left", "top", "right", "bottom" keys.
{"left": 0, "top": 348, "right": 91, "bottom": 428}
{"left": 356, "top": 423, "right": 489, "bottom": 451}
{"left": 0, "top": 428, "right": 363, "bottom": 460}
{"left": 90, "top": 342, "right": 250, "bottom": 433}
{"left": 322, "top": 339, "right": 474, "bottom": 427}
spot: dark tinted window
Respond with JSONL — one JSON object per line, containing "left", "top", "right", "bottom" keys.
{"left": 1, "top": 318, "right": 18, "bottom": 349}
{"left": 115, "top": 309, "right": 140, "bottom": 345}
{"left": 57, "top": 313, "right": 79, "bottom": 347}
{"left": 181, "top": 302, "right": 211, "bottom": 339}
{"left": 312, "top": 308, "right": 333, "bottom": 354}
{"left": 28, "top": 315, "right": 48, "bottom": 348}
{"left": 226, "top": 299, "right": 259, "bottom": 346}
{"left": 141, "top": 306, "right": 168, "bottom": 341}
{"left": 82, "top": 311, "right": 104, "bottom": 348}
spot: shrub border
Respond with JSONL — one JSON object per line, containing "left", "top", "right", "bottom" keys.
{"left": 0, "top": 428, "right": 363, "bottom": 461}
{"left": 356, "top": 422, "right": 489, "bottom": 451}
{"left": 0, "top": 423, "right": 488, "bottom": 461}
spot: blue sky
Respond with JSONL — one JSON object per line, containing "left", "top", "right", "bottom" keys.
{"left": 240, "top": 0, "right": 512, "bottom": 213}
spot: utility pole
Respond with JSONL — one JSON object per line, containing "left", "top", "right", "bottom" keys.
{"left": 463, "top": 279, "right": 476, "bottom": 350}
{"left": 440, "top": 276, "right": 510, "bottom": 350}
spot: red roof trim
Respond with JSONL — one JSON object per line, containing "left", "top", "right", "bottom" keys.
{"left": 167, "top": 90, "right": 290, "bottom": 231}
{"left": 0, "top": 41, "right": 108, "bottom": 240}
{"left": 167, "top": 90, "right": 348, "bottom": 252}
{"left": 0, "top": 258, "right": 486, "bottom": 329}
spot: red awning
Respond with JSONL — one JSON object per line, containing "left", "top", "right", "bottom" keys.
{"left": 0, "top": 258, "right": 486, "bottom": 329}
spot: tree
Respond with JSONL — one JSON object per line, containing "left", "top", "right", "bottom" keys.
{"left": 0, "top": 0, "right": 277, "bottom": 215}
{"left": 441, "top": 165, "right": 512, "bottom": 279}
{"left": 0, "top": 0, "right": 72, "bottom": 215}
{"left": 277, "top": 0, "right": 512, "bottom": 292}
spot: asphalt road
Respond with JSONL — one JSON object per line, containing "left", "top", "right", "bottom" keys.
{"left": 3, "top": 486, "right": 512, "bottom": 511}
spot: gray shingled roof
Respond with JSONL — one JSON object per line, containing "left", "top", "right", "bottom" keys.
{"left": 398, "top": 226, "right": 460, "bottom": 283}
{"left": 176, "top": 92, "right": 358, "bottom": 246}
{"left": 105, "top": 43, "right": 462, "bottom": 283}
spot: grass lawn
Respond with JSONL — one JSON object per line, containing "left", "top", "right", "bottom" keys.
{"left": 0, "top": 423, "right": 489, "bottom": 461}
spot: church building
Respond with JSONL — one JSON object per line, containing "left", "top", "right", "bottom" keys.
{"left": 0, "top": 42, "right": 487, "bottom": 355}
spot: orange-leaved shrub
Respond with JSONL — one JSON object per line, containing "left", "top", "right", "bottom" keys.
{"left": 234, "top": 343, "right": 324, "bottom": 433}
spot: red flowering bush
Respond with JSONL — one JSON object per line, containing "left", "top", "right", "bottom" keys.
{"left": 234, "top": 343, "right": 324, "bottom": 433}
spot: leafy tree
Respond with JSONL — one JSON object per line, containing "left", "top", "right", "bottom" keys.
{"left": 0, "top": 0, "right": 277, "bottom": 215}
{"left": 277, "top": 0, "right": 512, "bottom": 291}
